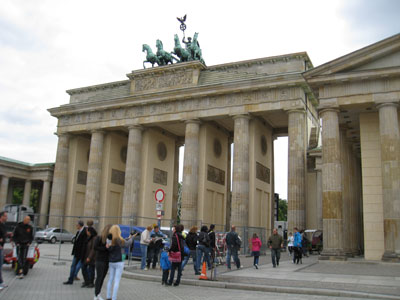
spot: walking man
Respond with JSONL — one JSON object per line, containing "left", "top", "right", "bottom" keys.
{"left": 64, "top": 220, "right": 87, "bottom": 284}
{"left": 225, "top": 225, "right": 241, "bottom": 269}
{"left": 267, "top": 228, "right": 283, "bottom": 268}
{"left": 12, "top": 216, "right": 34, "bottom": 279}
{"left": 0, "top": 211, "right": 8, "bottom": 289}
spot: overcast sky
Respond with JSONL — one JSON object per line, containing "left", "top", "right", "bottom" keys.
{"left": 0, "top": 0, "right": 399, "bottom": 200}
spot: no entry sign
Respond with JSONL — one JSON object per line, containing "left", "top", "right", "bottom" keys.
{"left": 155, "top": 189, "right": 165, "bottom": 203}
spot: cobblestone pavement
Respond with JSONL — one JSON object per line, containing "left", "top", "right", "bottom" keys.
{"left": 0, "top": 256, "right": 362, "bottom": 300}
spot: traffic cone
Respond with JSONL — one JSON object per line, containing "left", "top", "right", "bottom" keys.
{"left": 199, "top": 261, "right": 208, "bottom": 280}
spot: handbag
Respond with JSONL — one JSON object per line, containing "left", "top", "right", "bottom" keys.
{"left": 168, "top": 233, "right": 182, "bottom": 263}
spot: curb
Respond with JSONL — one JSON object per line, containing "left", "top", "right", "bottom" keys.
{"left": 122, "top": 271, "right": 400, "bottom": 300}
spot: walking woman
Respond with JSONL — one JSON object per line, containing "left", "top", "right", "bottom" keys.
{"left": 106, "top": 225, "right": 134, "bottom": 300}
{"left": 167, "top": 224, "right": 185, "bottom": 286}
{"left": 82, "top": 226, "right": 97, "bottom": 288}
{"left": 251, "top": 233, "right": 262, "bottom": 269}
{"left": 93, "top": 224, "right": 112, "bottom": 300}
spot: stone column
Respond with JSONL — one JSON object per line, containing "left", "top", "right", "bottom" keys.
{"left": 0, "top": 176, "right": 9, "bottom": 209}
{"left": 231, "top": 115, "right": 250, "bottom": 227}
{"left": 49, "top": 134, "right": 70, "bottom": 226}
{"left": 22, "top": 180, "right": 32, "bottom": 207}
{"left": 84, "top": 130, "right": 105, "bottom": 217}
{"left": 181, "top": 120, "right": 201, "bottom": 227}
{"left": 39, "top": 180, "right": 51, "bottom": 227}
{"left": 171, "top": 141, "right": 182, "bottom": 223}
{"left": 377, "top": 103, "right": 400, "bottom": 261}
{"left": 340, "top": 129, "right": 351, "bottom": 256}
{"left": 315, "top": 157, "right": 323, "bottom": 230}
{"left": 287, "top": 109, "right": 306, "bottom": 231}
{"left": 225, "top": 137, "right": 233, "bottom": 231}
{"left": 122, "top": 126, "right": 143, "bottom": 221}
{"left": 320, "top": 108, "right": 346, "bottom": 259}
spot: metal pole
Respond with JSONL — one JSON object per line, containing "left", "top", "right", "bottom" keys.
{"left": 57, "top": 215, "right": 63, "bottom": 262}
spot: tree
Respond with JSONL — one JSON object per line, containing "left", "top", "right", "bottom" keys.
{"left": 278, "top": 199, "right": 287, "bottom": 221}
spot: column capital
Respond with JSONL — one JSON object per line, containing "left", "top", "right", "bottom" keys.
{"left": 319, "top": 108, "right": 340, "bottom": 116}
{"left": 54, "top": 132, "right": 70, "bottom": 138}
{"left": 231, "top": 113, "right": 251, "bottom": 121}
{"left": 128, "top": 125, "right": 143, "bottom": 131}
{"left": 184, "top": 118, "right": 201, "bottom": 125}
{"left": 376, "top": 102, "right": 399, "bottom": 110}
{"left": 286, "top": 109, "right": 306, "bottom": 115}
{"left": 90, "top": 129, "right": 105, "bottom": 134}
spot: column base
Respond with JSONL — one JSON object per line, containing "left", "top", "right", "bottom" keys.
{"left": 382, "top": 251, "right": 400, "bottom": 262}
{"left": 319, "top": 249, "right": 347, "bottom": 261}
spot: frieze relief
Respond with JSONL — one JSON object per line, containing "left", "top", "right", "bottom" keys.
{"left": 57, "top": 87, "right": 300, "bottom": 127}
{"left": 134, "top": 70, "right": 193, "bottom": 92}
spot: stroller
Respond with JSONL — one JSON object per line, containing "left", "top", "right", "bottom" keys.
{"left": 214, "top": 233, "right": 226, "bottom": 266}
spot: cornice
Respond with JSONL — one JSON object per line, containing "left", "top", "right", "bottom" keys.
{"left": 48, "top": 72, "right": 307, "bottom": 117}
{"left": 66, "top": 80, "right": 130, "bottom": 96}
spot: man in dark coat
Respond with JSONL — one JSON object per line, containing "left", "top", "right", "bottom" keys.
{"left": 225, "top": 225, "right": 241, "bottom": 269}
{"left": 64, "top": 220, "right": 87, "bottom": 284}
{"left": 12, "top": 215, "right": 33, "bottom": 278}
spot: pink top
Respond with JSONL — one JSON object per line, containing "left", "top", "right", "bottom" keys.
{"left": 251, "top": 237, "right": 262, "bottom": 252}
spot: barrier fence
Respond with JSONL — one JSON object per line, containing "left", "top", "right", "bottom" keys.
{"left": 10, "top": 213, "right": 271, "bottom": 263}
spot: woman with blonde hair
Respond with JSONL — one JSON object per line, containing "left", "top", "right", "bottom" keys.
{"left": 105, "top": 225, "right": 134, "bottom": 300}
{"left": 93, "top": 224, "right": 112, "bottom": 300}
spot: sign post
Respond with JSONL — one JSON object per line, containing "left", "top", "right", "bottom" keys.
{"left": 155, "top": 189, "right": 165, "bottom": 227}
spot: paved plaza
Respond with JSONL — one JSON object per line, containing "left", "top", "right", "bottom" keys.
{"left": 1, "top": 243, "right": 399, "bottom": 300}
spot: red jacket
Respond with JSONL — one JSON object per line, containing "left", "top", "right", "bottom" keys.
{"left": 251, "top": 237, "right": 262, "bottom": 252}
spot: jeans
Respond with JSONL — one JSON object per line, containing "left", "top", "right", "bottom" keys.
{"left": 147, "top": 247, "right": 160, "bottom": 269}
{"left": 68, "top": 256, "right": 81, "bottom": 282}
{"left": 0, "top": 248, "right": 3, "bottom": 284}
{"left": 196, "top": 245, "right": 211, "bottom": 270}
{"left": 106, "top": 261, "right": 124, "bottom": 300}
{"left": 162, "top": 269, "right": 169, "bottom": 284}
{"left": 16, "top": 244, "right": 28, "bottom": 275}
{"left": 82, "top": 263, "right": 95, "bottom": 284}
{"left": 95, "top": 260, "right": 109, "bottom": 297}
{"left": 226, "top": 247, "right": 240, "bottom": 269}
{"left": 168, "top": 262, "right": 182, "bottom": 285}
{"left": 252, "top": 251, "right": 260, "bottom": 266}
{"left": 271, "top": 248, "right": 281, "bottom": 266}
{"left": 181, "top": 249, "right": 197, "bottom": 272}
{"left": 140, "top": 244, "right": 148, "bottom": 269}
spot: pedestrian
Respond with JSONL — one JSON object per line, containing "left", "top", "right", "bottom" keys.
{"left": 160, "top": 245, "right": 171, "bottom": 285}
{"left": 12, "top": 215, "right": 33, "bottom": 279}
{"left": 196, "top": 225, "right": 212, "bottom": 271}
{"left": 140, "top": 225, "right": 152, "bottom": 270}
{"left": 292, "top": 227, "right": 302, "bottom": 264}
{"left": 208, "top": 224, "right": 216, "bottom": 265}
{"left": 267, "top": 228, "right": 283, "bottom": 268}
{"left": 106, "top": 225, "right": 134, "bottom": 300}
{"left": 0, "top": 211, "right": 8, "bottom": 290}
{"left": 181, "top": 226, "right": 199, "bottom": 274}
{"left": 251, "top": 233, "right": 262, "bottom": 269}
{"left": 225, "top": 225, "right": 241, "bottom": 270}
{"left": 147, "top": 225, "right": 165, "bottom": 269}
{"left": 166, "top": 224, "right": 184, "bottom": 286}
{"left": 301, "top": 230, "right": 309, "bottom": 257}
{"left": 287, "top": 232, "right": 294, "bottom": 257}
{"left": 64, "top": 220, "right": 87, "bottom": 285}
{"left": 82, "top": 226, "right": 97, "bottom": 288}
{"left": 93, "top": 224, "right": 112, "bottom": 300}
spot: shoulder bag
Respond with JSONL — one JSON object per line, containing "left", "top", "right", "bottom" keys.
{"left": 168, "top": 233, "right": 182, "bottom": 263}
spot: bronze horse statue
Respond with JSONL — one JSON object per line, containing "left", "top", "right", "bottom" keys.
{"left": 156, "top": 40, "right": 178, "bottom": 65}
{"left": 188, "top": 32, "right": 205, "bottom": 65}
{"left": 142, "top": 44, "right": 160, "bottom": 68}
{"left": 173, "top": 34, "right": 191, "bottom": 62}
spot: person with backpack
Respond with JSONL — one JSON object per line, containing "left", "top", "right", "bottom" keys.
{"left": 196, "top": 225, "right": 212, "bottom": 271}
{"left": 225, "top": 225, "right": 241, "bottom": 269}
{"left": 208, "top": 224, "right": 216, "bottom": 264}
{"left": 181, "top": 226, "right": 200, "bottom": 274}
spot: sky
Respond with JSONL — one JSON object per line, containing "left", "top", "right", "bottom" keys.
{"left": 0, "top": 0, "right": 399, "bottom": 200}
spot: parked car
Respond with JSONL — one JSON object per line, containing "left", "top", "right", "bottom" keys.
{"left": 35, "top": 227, "right": 75, "bottom": 244}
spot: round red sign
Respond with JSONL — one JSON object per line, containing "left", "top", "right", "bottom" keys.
{"left": 155, "top": 189, "right": 165, "bottom": 203}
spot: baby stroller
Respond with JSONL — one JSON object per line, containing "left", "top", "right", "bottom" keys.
{"left": 293, "top": 246, "right": 302, "bottom": 264}
{"left": 214, "top": 233, "right": 226, "bottom": 266}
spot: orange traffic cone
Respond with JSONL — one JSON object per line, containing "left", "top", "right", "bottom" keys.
{"left": 199, "top": 261, "right": 208, "bottom": 280}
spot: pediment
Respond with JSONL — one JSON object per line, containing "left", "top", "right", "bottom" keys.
{"left": 304, "top": 33, "right": 400, "bottom": 79}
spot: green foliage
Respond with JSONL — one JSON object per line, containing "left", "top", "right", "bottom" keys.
{"left": 278, "top": 199, "right": 287, "bottom": 221}
{"left": 12, "top": 187, "right": 23, "bottom": 204}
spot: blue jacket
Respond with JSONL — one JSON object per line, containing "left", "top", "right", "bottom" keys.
{"left": 160, "top": 250, "right": 171, "bottom": 270}
{"left": 293, "top": 232, "right": 302, "bottom": 247}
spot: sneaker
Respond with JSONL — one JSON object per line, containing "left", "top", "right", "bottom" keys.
{"left": 0, "top": 284, "right": 7, "bottom": 288}
{"left": 97, "top": 297, "right": 104, "bottom": 300}
{"left": 0, "top": 286, "right": 3, "bottom": 291}
{"left": 144, "top": 267, "right": 148, "bottom": 271}
{"left": 255, "top": 264, "right": 258, "bottom": 269}
{"left": 86, "top": 283, "right": 95, "bottom": 288}
{"left": 63, "top": 281, "right": 73, "bottom": 285}
{"left": 18, "top": 274, "right": 24, "bottom": 279}
{"left": 93, "top": 297, "right": 98, "bottom": 300}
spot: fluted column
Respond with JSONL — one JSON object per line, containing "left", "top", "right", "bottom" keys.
{"left": 377, "top": 103, "right": 400, "bottom": 261}
{"left": 340, "top": 129, "right": 351, "bottom": 256}
{"left": 39, "top": 180, "right": 51, "bottom": 227}
{"left": 231, "top": 115, "right": 250, "bottom": 227}
{"left": 181, "top": 120, "right": 201, "bottom": 226}
{"left": 122, "top": 126, "right": 143, "bottom": 220}
{"left": 84, "top": 130, "right": 105, "bottom": 217}
{"left": 0, "top": 176, "right": 9, "bottom": 209}
{"left": 22, "top": 180, "right": 32, "bottom": 207}
{"left": 171, "top": 141, "right": 182, "bottom": 223}
{"left": 49, "top": 134, "right": 70, "bottom": 226}
{"left": 320, "top": 108, "right": 345, "bottom": 259}
{"left": 287, "top": 109, "right": 306, "bottom": 231}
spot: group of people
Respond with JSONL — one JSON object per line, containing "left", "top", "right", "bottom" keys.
{"left": 251, "top": 228, "right": 284, "bottom": 269}
{"left": 63, "top": 220, "right": 136, "bottom": 300}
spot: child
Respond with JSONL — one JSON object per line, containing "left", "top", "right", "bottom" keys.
{"left": 251, "top": 233, "right": 262, "bottom": 269}
{"left": 160, "top": 246, "right": 171, "bottom": 285}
